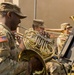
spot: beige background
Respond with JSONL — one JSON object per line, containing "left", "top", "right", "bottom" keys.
{"left": 2, "top": 0, "right": 74, "bottom": 33}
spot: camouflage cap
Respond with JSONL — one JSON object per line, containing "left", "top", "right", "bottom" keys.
{"left": 61, "top": 23, "right": 72, "bottom": 30}
{"left": 33, "top": 19, "right": 44, "bottom": 27}
{"left": 0, "top": 2, "right": 27, "bottom": 19}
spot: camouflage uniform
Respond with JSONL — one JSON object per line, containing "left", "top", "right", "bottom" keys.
{"left": 57, "top": 23, "right": 72, "bottom": 55}
{"left": 0, "top": 2, "right": 29, "bottom": 75}
{"left": 24, "top": 20, "right": 68, "bottom": 75}
{"left": 57, "top": 33, "right": 69, "bottom": 54}
{"left": 24, "top": 29, "right": 68, "bottom": 75}
{"left": 0, "top": 24, "right": 29, "bottom": 75}
{"left": 46, "top": 59, "right": 68, "bottom": 75}
{"left": 24, "top": 28, "right": 53, "bottom": 58}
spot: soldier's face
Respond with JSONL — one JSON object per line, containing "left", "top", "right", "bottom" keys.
{"left": 36, "top": 27, "right": 44, "bottom": 34}
{"left": 39, "top": 27, "right": 44, "bottom": 33}
{"left": 35, "top": 27, "right": 41, "bottom": 32}
{"left": 10, "top": 13, "right": 21, "bottom": 31}
{"left": 66, "top": 27, "right": 72, "bottom": 34}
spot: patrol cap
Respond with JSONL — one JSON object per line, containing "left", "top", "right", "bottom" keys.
{"left": 33, "top": 19, "right": 44, "bottom": 28}
{"left": 66, "top": 25, "right": 72, "bottom": 29}
{"left": 61, "top": 23, "right": 72, "bottom": 30}
{"left": 0, "top": 2, "right": 27, "bottom": 18}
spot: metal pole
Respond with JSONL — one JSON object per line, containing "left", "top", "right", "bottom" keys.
{"left": 34, "top": 0, "right": 37, "bottom": 19}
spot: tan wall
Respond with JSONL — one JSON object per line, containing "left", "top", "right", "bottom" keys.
{"left": 4, "top": 0, "right": 12, "bottom": 2}
{"left": 37, "top": 0, "right": 74, "bottom": 28}
{"left": 1, "top": 0, "right": 74, "bottom": 33}
{"left": 19, "top": 0, "right": 74, "bottom": 33}
{"left": 19, "top": 0, "right": 34, "bottom": 32}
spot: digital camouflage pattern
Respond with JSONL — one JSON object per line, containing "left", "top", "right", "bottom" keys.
{"left": 0, "top": 24, "right": 29, "bottom": 75}
{"left": 57, "top": 33, "right": 69, "bottom": 55}
{"left": 0, "top": 2, "right": 27, "bottom": 18}
{"left": 46, "top": 59, "right": 69, "bottom": 75}
{"left": 24, "top": 28, "right": 53, "bottom": 58}
{"left": 57, "top": 22, "right": 72, "bottom": 55}
{"left": 24, "top": 28, "right": 68, "bottom": 75}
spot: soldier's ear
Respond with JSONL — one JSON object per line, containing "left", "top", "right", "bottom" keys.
{"left": 7, "top": 12, "right": 11, "bottom": 18}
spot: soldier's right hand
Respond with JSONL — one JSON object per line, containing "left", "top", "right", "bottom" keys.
{"left": 19, "top": 38, "right": 25, "bottom": 51}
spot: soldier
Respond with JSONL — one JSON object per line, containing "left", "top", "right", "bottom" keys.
{"left": 45, "top": 23, "right": 73, "bottom": 74}
{"left": 45, "top": 23, "right": 72, "bottom": 55}
{"left": 25, "top": 19, "right": 50, "bottom": 37}
{"left": 33, "top": 19, "right": 54, "bottom": 39}
{"left": 57, "top": 23, "right": 72, "bottom": 55}
{"left": 24, "top": 19, "right": 68, "bottom": 75}
{"left": 32, "top": 19, "right": 44, "bottom": 33}
{"left": 45, "top": 23, "right": 73, "bottom": 75}
{"left": 0, "top": 2, "right": 30, "bottom": 75}
{"left": 24, "top": 19, "right": 53, "bottom": 52}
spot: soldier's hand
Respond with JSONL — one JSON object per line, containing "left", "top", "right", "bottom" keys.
{"left": 19, "top": 38, "right": 25, "bottom": 51}
{"left": 16, "top": 35, "right": 23, "bottom": 44}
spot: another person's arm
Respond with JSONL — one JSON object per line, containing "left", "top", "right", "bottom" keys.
{"left": 45, "top": 28, "right": 64, "bottom": 33}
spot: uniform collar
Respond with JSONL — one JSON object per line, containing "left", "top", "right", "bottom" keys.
{"left": 0, "top": 23, "right": 11, "bottom": 32}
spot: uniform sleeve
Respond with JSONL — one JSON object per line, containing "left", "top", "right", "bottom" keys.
{"left": 0, "top": 29, "right": 21, "bottom": 60}
{"left": 0, "top": 30, "right": 10, "bottom": 58}
{"left": 10, "top": 46, "right": 21, "bottom": 60}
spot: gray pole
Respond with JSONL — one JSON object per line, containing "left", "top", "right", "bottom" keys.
{"left": 34, "top": 0, "right": 37, "bottom": 19}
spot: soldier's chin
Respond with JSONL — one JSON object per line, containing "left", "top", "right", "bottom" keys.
{"left": 11, "top": 28, "right": 17, "bottom": 31}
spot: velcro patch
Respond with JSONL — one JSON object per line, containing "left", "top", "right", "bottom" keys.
{"left": 0, "top": 36, "right": 8, "bottom": 42}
